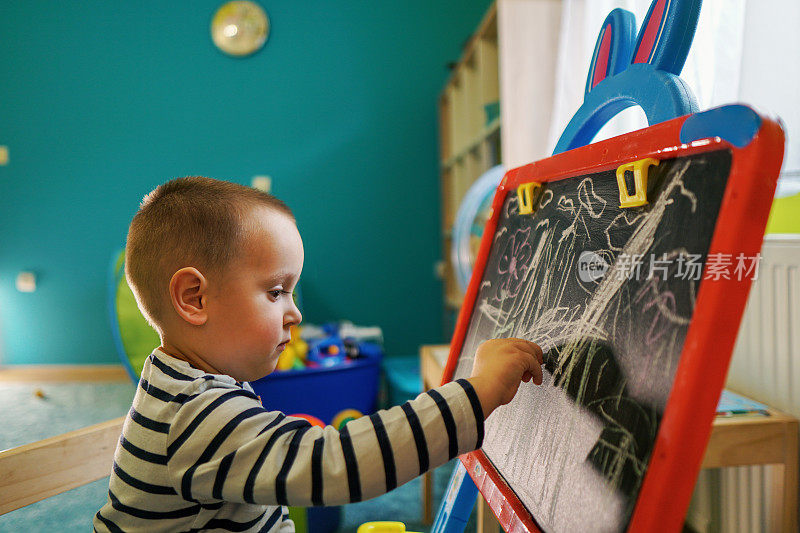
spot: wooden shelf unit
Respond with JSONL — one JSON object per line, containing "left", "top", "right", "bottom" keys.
{"left": 438, "top": 2, "right": 501, "bottom": 310}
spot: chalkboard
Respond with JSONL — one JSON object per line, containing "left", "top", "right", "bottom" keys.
{"left": 442, "top": 108, "right": 785, "bottom": 532}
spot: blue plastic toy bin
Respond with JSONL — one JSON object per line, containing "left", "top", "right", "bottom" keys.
{"left": 248, "top": 351, "right": 382, "bottom": 424}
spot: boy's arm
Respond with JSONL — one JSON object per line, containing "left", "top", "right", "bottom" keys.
{"left": 166, "top": 378, "right": 483, "bottom": 506}
{"left": 167, "top": 337, "right": 541, "bottom": 507}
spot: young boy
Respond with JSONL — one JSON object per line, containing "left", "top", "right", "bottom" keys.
{"left": 94, "top": 177, "right": 543, "bottom": 532}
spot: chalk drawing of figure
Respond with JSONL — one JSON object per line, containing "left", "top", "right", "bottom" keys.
{"left": 494, "top": 227, "right": 533, "bottom": 301}
{"left": 559, "top": 178, "right": 608, "bottom": 244}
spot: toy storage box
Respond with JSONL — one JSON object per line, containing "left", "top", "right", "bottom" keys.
{"left": 249, "top": 351, "right": 382, "bottom": 424}
{"left": 249, "top": 353, "right": 382, "bottom": 533}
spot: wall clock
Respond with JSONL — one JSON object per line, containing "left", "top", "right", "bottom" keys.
{"left": 211, "top": 1, "right": 269, "bottom": 57}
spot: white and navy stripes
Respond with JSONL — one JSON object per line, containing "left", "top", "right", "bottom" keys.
{"left": 94, "top": 349, "right": 484, "bottom": 532}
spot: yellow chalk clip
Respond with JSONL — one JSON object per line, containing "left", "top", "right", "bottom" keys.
{"left": 616, "top": 158, "right": 659, "bottom": 208}
{"left": 516, "top": 181, "right": 542, "bottom": 215}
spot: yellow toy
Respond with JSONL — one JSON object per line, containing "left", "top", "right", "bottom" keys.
{"left": 275, "top": 325, "right": 309, "bottom": 371}
{"left": 357, "top": 522, "right": 419, "bottom": 533}
{"left": 331, "top": 408, "right": 363, "bottom": 430}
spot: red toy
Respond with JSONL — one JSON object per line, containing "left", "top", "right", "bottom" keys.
{"left": 289, "top": 413, "right": 326, "bottom": 429}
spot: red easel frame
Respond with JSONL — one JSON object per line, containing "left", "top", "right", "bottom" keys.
{"left": 441, "top": 112, "right": 785, "bottom": 532}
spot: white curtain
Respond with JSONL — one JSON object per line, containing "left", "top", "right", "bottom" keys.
{"left": 545, "top": 0, "right": 747, "bottom": 152}
{"left": 737, "top": 0, "right": 800, "bottom": 196}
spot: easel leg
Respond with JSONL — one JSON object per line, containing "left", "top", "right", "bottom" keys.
{"left": 423, "top": 470, "right": 433, "bottom": 524}
{"left": 432, "top": 461, "right": 479, "bottom": 533}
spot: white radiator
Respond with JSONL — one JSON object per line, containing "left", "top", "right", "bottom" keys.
{"left": 688, "top": 234, "right": 800, "bottom": 532}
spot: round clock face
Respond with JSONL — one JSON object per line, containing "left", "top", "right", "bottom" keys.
{"left": 211, "top": 1, "right": 269, "bottom": 57}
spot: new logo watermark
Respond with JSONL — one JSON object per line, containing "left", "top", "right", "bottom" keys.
{"left": 578, "top": 250, "right": 609, "bottom": 283}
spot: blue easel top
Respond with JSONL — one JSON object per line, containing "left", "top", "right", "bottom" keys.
{"left": 554, "top": 0, "right": 703, "bottom": 155}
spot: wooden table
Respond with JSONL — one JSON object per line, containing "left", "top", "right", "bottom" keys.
{"left": 419, "top": 344, "right": 799, "bottom": 532}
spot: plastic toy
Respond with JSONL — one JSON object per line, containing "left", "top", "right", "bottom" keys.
{"left": 289, "top": 413, "right": 325, "bottom": 428}
{"left": 346, "top": 339, "right": 383, "bottom": 360}
{"left": 307, "top": 336, "right": 347, "bottom": 367}
{"left": 276, "top": 325, "right": 308, "bottom": 371}
{"left": 331, "top": 408, "right": 363, "bottom": 430}
{"left": 291, "top": 325, "right": 308, "bottom": 357}
{"left": 304, "top": 323, "right": 345, "bottom": 367}
{"left": 357, "top": 522, "right": 420, "bottom": 533}
{"left": 108, "top": 250, "right": 160, "bottom": 382}
{"left": 306, "top": 323, "right": 385, "bottom": 367}
{"left": 275, "top": 348, "right": 296, "bottom": 371}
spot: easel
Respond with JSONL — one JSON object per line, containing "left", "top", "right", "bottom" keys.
{"left": 432, "top": 0, "right": 708, "bottom": 529}
{"left": 423, "top": 345, "right": 799, "bottom": 532}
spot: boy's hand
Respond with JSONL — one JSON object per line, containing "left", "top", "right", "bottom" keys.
{"left": 467, "top": 338, "right": 543, "bottom": 417}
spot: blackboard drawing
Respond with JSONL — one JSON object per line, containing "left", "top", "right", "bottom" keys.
{"left": 440, "top": 1, "right": 786, "bottom": 532}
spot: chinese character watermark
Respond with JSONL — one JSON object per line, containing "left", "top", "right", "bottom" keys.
{"left": 579, "top": 252, "right": 762, "bottom": 282}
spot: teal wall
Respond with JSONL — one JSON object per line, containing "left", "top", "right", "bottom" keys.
{"left": 0, "top": 1, "right": 491, "bottom": 364}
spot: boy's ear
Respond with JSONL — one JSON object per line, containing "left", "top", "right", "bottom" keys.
{"left": 169, "top": 267, "right": 209, "bottom": 326}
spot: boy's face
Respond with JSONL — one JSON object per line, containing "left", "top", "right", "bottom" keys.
{"left": 203, "top": 207, "right": 303, "bottom": 382}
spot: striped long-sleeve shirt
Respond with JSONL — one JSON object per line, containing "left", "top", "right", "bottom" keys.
{"left": 94, "top": 349, "right": 484, "bottom": 532}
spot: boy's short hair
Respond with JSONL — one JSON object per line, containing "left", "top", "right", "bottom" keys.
{"left": 126, "top": 176, "right": 294, "bottom": 332}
